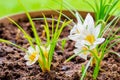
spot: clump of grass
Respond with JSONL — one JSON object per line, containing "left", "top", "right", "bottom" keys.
{"left": 85, "top": 0, "right": 120, "bottom": 23}
{"left": 0, "top": 0, "right": 71, "bottom": 72}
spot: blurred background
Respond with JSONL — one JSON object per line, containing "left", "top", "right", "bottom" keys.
{"left": 0, "top": 0, "right": 120, "bottom": 18}
{"left": 0, "top": 0, "right": 93, "bottom": 18}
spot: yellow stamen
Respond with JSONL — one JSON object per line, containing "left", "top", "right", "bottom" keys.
{"left": 82, "top": 46, "right": 88, "bottom": 55}
{"left": 85, "top": 34, "right": 95, "bottom": 44}
{"left": 29, "top": 52, "right": 38, "bottom": 61}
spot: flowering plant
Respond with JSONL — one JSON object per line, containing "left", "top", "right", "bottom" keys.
{"left": 0, "top": 0, "right": 120, "bottom": 79}
{"left": 54, "top": 0, "right": 120, "bottom": 79}
{"left": 69, "top": 13, "right": 105, "bottom": 60}
{"left": 0, "top": 0, "right": 71, "bottom": 72}
{"left": 65, "top": 12, "right": 120, "bottom": 79}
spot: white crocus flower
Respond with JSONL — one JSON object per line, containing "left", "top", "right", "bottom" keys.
{"left": 79, "top": 24, "right": 105, "bottom": 49}
{"left": 24, "top": 45, "right": 50, "bottom": 66}
{"left": 74, "top": 43, "right": 90, "bottom": 60}
{"left": 24, "top": 45, "right": 39, "bottom": 66}
{"left": 69, "top": 13, "right": 105, "bottom": 49}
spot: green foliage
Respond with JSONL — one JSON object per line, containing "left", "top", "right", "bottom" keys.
{"left": 80, "top": 57, "right": 93, "bottom": 80}
{"left": 58, "top": 0, "right": 120, "bottom": 80}
{"left": 0, "top": 0, "right": 71, "bottom": 72}
{"left": 85, "top": 0, "right": 120, "bottom": 23}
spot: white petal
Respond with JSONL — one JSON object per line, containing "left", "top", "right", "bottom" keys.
{"left": 26, "top": 55, "right": 39, "bottom": 66}
{"left": 76, "top": 23, "right": 83, "bottom": 33}
{"left": 94, "top": 24, "right": 101, "bottom": 38}
{"left": 78, "top": 53, "right": 88, "bottom": 60}
{"left": 68, "top": 34, "right": 79, "bottom": 41}
{"left": 76, "top": 12, "right": 82, "bottom": 24}
{"left": 77, "top": 23, "right": 87, "bottom": 34}
{"left": 70, "top": 25, "right": 78, "bottom": 35}
{"left": 74, "top": 48, "right": 82, "bottom": 55}
{"left": 69, "top": 34, "right": 86, "bottom": 41}
{"left": 24, "top": 54, "right": 29, "bottom": 60}
{"left": 81, "top": 40, "right": 91, "bottom": 46}
{"left": 35, "top": 45, "right": 40, "bottom": 52}
{"left": 89, "top": 44, "right": 96, "bottom": 50}
{"left": 70, "top": 26, "right": 75, "bottom": 35}
{"left": 84, "top": 13, "right": 94, "bottom": 29}
{"left": 26, "top": 60, "right": 36, "bottom": 66}
{"left": 94, "top": 38, "right": 105, "bottom": 45}
{"left": 74, "top": 49, "right": 88, "bottom": 60}
{"left": 28, "top": 46, "right": 35, "bottom": 54}
{"left": 75, "top": 41, "right": 84, "bottom": 48}
{"left": 26, "top": 61, "right": 32, "bottom": 66}
{"left": 70, "top": 23, "right": 83, "bottom": 35}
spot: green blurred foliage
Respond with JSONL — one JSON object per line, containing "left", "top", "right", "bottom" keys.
{"left": 0, "top": 0, "right": 120, "bottom": 18}
{"left": 0, "top": 0, "right": 92, "bottom": 18}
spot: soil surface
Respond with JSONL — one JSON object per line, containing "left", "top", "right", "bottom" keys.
{"left": 0, "top": 15, "right": 120, "bottom": 80}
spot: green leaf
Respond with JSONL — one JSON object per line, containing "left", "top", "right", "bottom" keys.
{"left": 80, "top": 57, "right": 93, "bottom": 80}
{"left": 7, "top": 17, "right": 34, "bottom": 48}
{"left": 43, "top": 14, "right": 50, "bottom": 45}
{"left": 0, "top": 39, "right": 26, "bottom": 51}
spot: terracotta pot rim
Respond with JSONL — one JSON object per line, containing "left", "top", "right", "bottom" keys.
{"left": 0, "top": 10, "right": 115, "bottom": 24}
{"left": 0, "top": 10, "right": 94, "bottom": 24}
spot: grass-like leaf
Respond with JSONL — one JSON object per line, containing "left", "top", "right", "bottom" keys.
{"left": 0, "top": 39, "right": 26, "bottom": 51}
{"left": 7, "top": 17, "right": 34, "bottom": 48}
{"left": 80, "top": 57, "right": 93, "bottom": 80}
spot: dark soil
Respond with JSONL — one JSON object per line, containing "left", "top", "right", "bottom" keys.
{"left": 0, "top": 15, "right": 120, "bottom": 80}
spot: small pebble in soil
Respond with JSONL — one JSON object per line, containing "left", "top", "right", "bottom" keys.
{"left": 61, "top": 66, "right": 70, "bottom": 71}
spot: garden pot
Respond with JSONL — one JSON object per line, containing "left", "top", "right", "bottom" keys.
{"left": 0, "top": 10, "right": 120, "bottom": 80}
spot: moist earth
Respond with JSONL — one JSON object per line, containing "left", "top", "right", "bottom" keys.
{"left": 0, "top": 16, "right": 120, "bottom": 80}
